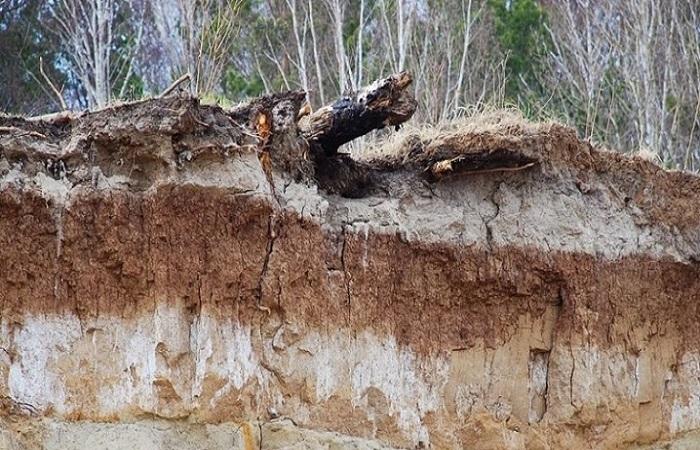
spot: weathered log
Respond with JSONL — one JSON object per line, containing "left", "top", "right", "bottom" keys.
{"left": 300, "top": 71, "right": 417, "bottom": 155}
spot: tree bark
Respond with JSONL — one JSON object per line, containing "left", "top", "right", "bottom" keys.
{"left": 299, "top": 71, "right": 417, "bottom": 155}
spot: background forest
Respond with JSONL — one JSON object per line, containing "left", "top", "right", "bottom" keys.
{"left": 1, "top": 0, "right": 699, "bottom": 169}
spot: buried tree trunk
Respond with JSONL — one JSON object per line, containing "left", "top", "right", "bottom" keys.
{"left": 299, "top": 71, "right": 417, "bottom": 155}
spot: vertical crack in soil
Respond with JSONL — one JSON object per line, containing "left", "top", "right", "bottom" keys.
{"left": 340, "top": 227, "right": 352, "bottom": 324}
{"left": 483, "top": 181, "right": 502, "bottom": 251}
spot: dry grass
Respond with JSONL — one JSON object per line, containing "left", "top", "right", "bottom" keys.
{"left": 633, "top": 146, "right": 663, "bottom": 166}
{"left": 352, "top": 106, "right": 556, "bottom": 163}
{"left": 350, "top": 105, "right": 675, "bottom": 175}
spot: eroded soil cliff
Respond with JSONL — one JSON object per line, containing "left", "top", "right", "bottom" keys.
{"left": 1, "top": 95, "right": 700, "bottom": 449}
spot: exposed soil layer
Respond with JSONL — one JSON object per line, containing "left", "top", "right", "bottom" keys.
{"left": 2, "top": 96, "right": 700, "bottom": 449}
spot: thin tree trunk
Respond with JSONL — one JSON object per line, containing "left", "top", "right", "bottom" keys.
{"left": 308, "top": 0, "right": 325, "bottom": 105}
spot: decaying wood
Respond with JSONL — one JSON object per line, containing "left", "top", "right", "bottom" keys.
{"left": 26, "top": 111, "right": 75, "bottom": 126}
{"left": 0, "top": 126, "right": 47, "bottom": 139}
{"left": 300, "top": 71, "right": 417, "bottom": 155}
{"left": 430, "top": 159, "right": 537, "bottom": 178}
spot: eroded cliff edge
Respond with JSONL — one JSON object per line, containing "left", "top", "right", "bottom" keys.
{"left": 2, "top": 95, "right": 700, "bottom": 449}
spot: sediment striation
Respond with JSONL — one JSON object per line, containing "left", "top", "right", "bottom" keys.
{"left": 1, "top": 95, "right": 700, "bottom": 449}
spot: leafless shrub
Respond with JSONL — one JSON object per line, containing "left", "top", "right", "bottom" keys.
{"left": 149, "top": 0, "right": 242, "bottom": 96}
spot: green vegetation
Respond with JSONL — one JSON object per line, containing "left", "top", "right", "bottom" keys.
{"left": 489, "top": 0, "right": 548, "bottom": 101}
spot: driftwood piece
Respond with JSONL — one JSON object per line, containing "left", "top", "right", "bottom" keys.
{"left": 300, "top": 71, "right": 417, "bottom": 155}
{"left": 26, "top": 111, "right": 75, "bottom": 126}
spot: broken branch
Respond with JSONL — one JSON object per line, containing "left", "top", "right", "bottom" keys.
{"left": 300, "top": 71, "right": 417, "bottom": 155}
{"left": 158, "top": 73, "right": 192, "bottom": 98}
{"left": 39, "top": 57, "right": 68, "bottom": 111}
{"left": 427, "top": 150, "right": 539, "bottom": 180}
